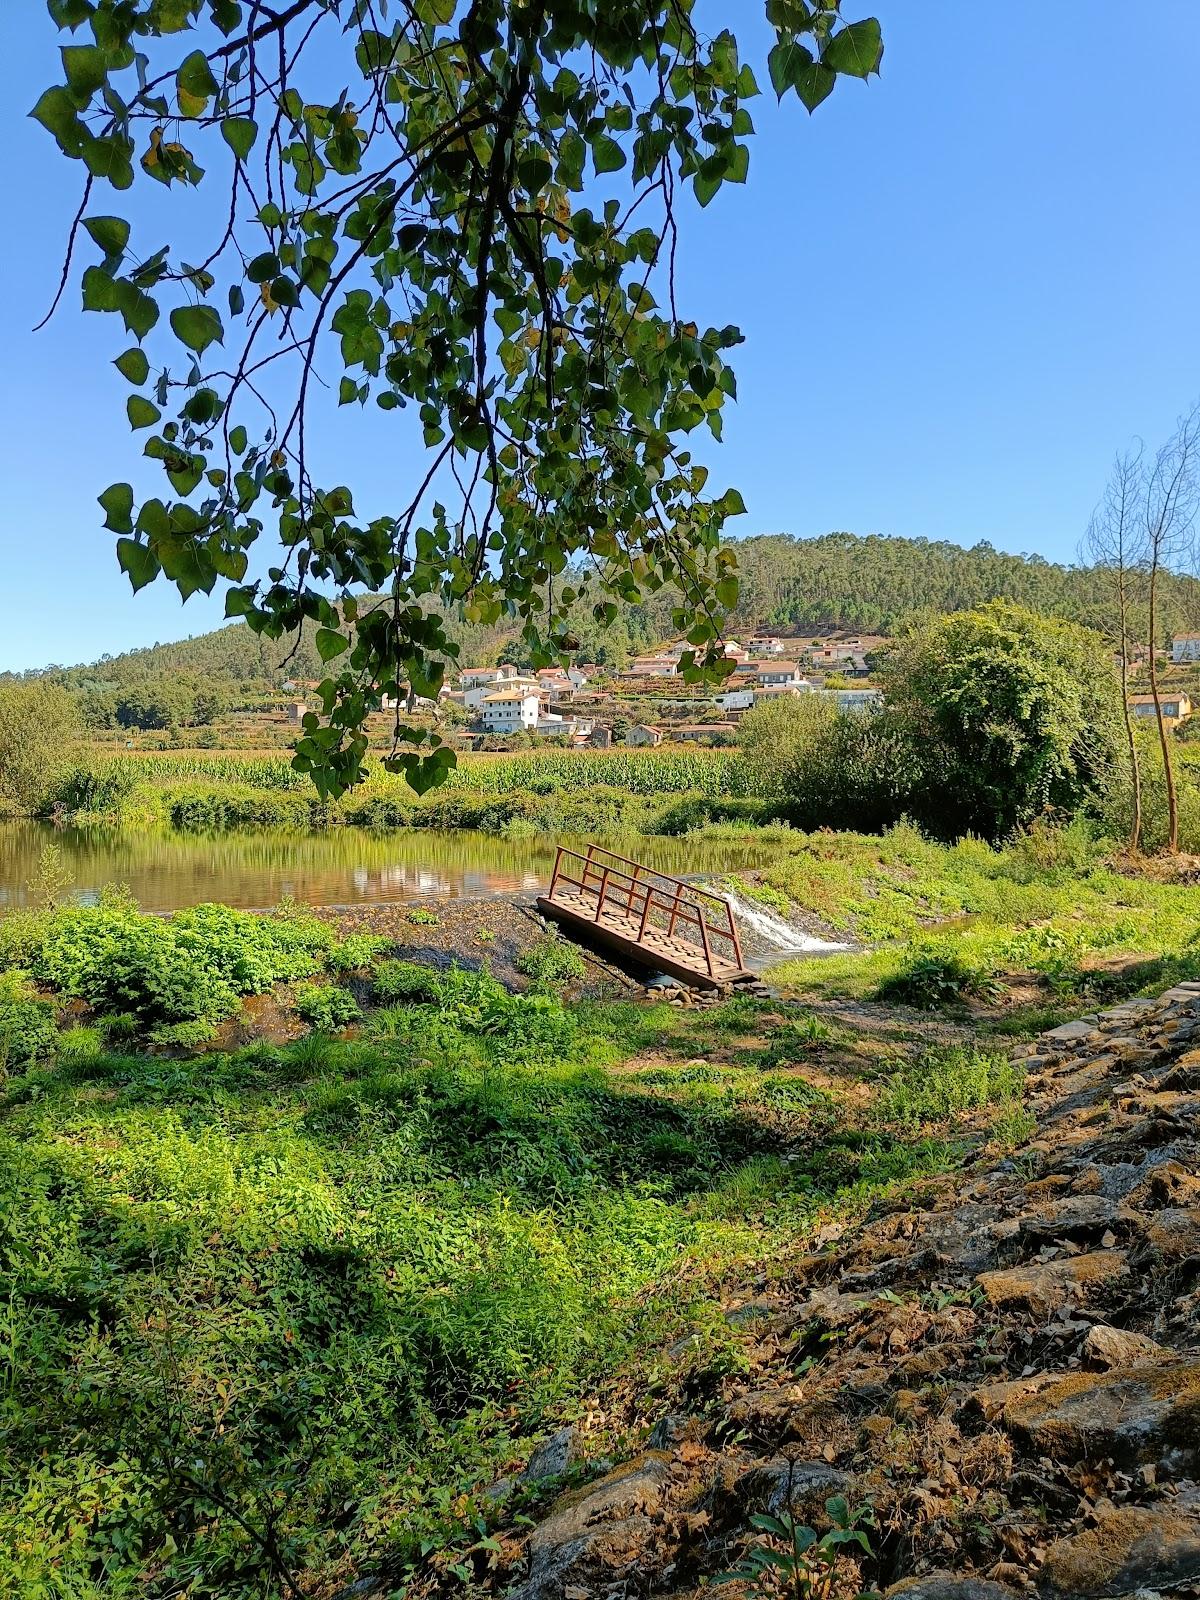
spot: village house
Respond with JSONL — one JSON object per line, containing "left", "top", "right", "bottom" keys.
{"left": 1130, "top": 692, "right": 1193, "bottom": 722}
{"left": 748, "top": 635, "right": 784, "bottom": 656}
{"left": 285, "top": 701, "right": 307, "bottom": 724}
{"left": 535, "top": 713, "right": 592, "bottom": 738}
{"left": 806, "top": 642, "right": 861, "bottom": 667}
{"left": 626, "top": 724, "right": 663, "bottom": 747}
{"left": 461, "top": 675, "right": 538, "bottom": 711}
{"left": 755, "top": 661, "right": 806, "bottom": 689}
{"left": 628, "top": 654, "right": 678, "bottom": 678}
{"left": 459, "top": 664, "right": 519, "bottom": 690}
{"left": 480, "top": 690, "right": 540, "bottom": 733}
{"left": 589, "top": 724, "right": 613, "bottom": 748}
{"left": 1172, "top": 634, "right": 1200, "bottom": 663}
{"left": 716, "top": 686, "right": 756, "bottom": 713}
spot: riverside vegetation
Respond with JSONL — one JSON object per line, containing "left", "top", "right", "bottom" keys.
{"left": 4, "top": 812, "right": 1200, "bottom": 1594}
{"left": 6, "top": 603, "right": 1200, "bottom": 1593}
{"left": 0, "top": 884, "right": 1017, "bottom": 1598}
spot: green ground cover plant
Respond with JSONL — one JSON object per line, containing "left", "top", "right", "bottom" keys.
{"left": 515, "top": 931, "right": 588, "bottom": 987}
{"left": 292, "top": 982, "right": 362, "bottom": 1032}
{"left": 758, "top": 820, "right": 1200, "bottom": 1009}
{"left": 0, "top": 892, "right": 1019, "bottom": 1597}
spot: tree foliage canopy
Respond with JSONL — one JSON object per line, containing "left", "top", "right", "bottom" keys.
{"left": 882, "top": 602, "right": 1125, "bottom": 840}
{"left": 0, "top": 682, "right": 83, "bottom": 815}
{"left": 34, "top": 0, "right": 882, "bottom": 794}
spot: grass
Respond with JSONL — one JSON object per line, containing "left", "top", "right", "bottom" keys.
{"left": 758, "top": 820, "right": 1200, "bottom": 1017}
{"left": 0, "top": 899, "right": 1011, "bottom": 1598}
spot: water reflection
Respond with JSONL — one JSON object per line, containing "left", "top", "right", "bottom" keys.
{"left": 0, "top": 823, "right": 773, "bottom": 914}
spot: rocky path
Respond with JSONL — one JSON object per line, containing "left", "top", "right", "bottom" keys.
{"left": 492, "top": 984, "right": 1200, "bottom": 1600}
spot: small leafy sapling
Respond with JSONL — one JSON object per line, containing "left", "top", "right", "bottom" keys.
{"left": 722, "top": 1492, "right": 876, "bottom": 1600}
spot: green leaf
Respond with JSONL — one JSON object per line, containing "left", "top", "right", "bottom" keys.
{"left": 170, "top": 304, "right": 223, "bottom": 355}
{"left": 315, "top": 628, "right": 349, "bottom": 662}
{"left": 590, "top": 134, "right": 625, "bottom": 174}
{"left": 693, "top": 166, "right": 722, "bottom": 207}
{"left": 229, "top": 424, "right": 248, "bottom": 455}
{"left": 182, "top": 387, "right": 221, "bottom": 424}
{"left": 177, "top": 48, "right": 218, "bottom": 115}
{"left": 220, "top": 116, "right": 257, "bottom": 161}
{"left": 118, "top": 281, "right": 159, "bottom": 341}
{"left": 824, "top": 18, "right": 883, "bottom": 78}
{"left": 793, "top": 58, "right": 836, "bottom": 112}
{"left": 61, "top": 43, "right": 107, "bottom": 102}
{"left": 246, "top": 250, "right": 280, "bottom": 283}
{"left": 30, "top": 86, "right": 87, "bottom": 156}
{"left": 98, "top": 482, "right": 134, "bottom": 534}
{"left": 114, "top": 347, "right": 149, "bottom": 385}
{"left": 83, "top": 214, "right": 130, "bottom": 260}
{"left": 81, "top": 265, "right": 120, "bottom": 313}
{"left": 116, "top": 537, "right": 160, "bottom": 592}
{"left": 127, "top": 395, "right": 161, "bottom": 430}
{"left": 715, "top": 574, "right": 739, "bottom": 609}
{"left": 767, "top": 40, "right": 795, "bottom": 98}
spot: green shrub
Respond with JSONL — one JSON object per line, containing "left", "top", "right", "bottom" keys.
{"left": 0, "top": 972, "right": 58, "bottom": 1066}
{"left": 875, "top": 1044, "right": 1023, "bottom": 1126}
{"left": 873, "top": 944, "right": 1000, "bottom": 1010}
{"left": 407, "top": 907, "right": 440, "bottom": 926}
{"left": 33, "top": 907, "right": 240, "bottom": 1025}
{"left": 21, "top": 901, "right": 332, "bottom": 1029}
{"left": 146, "top": 1019, "right": 219, "bottom": 1049}
{"left": 326, "top": 933, "right": 388, "bottom": 972}
{"left": 516, "top": 932, "right": 587, "bottom": 986}
{"left": 373, "top": 959, "right": 441, "bottom": 1004}
{"left": 293, "top": 983, "right": 361, "bottom": 1032}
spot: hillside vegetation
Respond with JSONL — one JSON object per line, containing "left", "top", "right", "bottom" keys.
{"left": 11, "top": 534, "right": 1200, "bottom": 692}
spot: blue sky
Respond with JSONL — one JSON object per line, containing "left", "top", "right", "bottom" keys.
{"left": 2, "top": 2, "right": 1198, "bottom": 671}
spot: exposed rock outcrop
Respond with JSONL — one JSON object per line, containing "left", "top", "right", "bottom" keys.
{"left": 495, "top": 981, "right": 1200, "bottom": 1599}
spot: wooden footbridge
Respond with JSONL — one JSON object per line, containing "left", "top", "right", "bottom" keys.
{"left": 536, "top": 844, "right": 752, "bottom": 989}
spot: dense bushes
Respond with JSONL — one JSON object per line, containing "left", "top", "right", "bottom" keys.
{"left": 293, "top": 982, "right": 361, "bottom": 1031}
{"left": 5, "top": 897, "right": 333, "bottom": 1027}
{"left": 165, "top": 782, "right": 318, "bottom": 830}
{"left": 0, "top": 971, "right": 58, "bottom": 1065}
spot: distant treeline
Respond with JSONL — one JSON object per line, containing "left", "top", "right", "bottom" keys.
{"left": 8, "top": 533, "right": 1200, "bottom": 694}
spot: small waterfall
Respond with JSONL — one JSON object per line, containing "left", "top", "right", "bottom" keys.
{"left": 723, "top": 891, "right": 851, "bottom": 956}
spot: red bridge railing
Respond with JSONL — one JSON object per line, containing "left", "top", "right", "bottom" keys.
{"left": 546, "top": 843, "right": 744, "bottom": 978}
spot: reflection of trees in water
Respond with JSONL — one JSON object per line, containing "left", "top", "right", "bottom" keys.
{"left": 0, "top": 825, "right": 770, "bottom": 913}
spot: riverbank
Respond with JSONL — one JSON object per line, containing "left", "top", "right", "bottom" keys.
{"left": 4, "top": 832, "right": 1200, "bottom": 1594}
{"left": 39, "top": 748, "right": 758, "bottom": 836}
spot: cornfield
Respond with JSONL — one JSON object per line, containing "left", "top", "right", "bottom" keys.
{"left": 73, "top": 748, "right": 748, "bottom": 799}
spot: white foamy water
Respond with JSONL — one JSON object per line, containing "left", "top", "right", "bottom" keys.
{"left": 723, "top": 892, "right": 850, "bottom": 955}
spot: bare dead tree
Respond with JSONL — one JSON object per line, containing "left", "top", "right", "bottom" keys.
{"left": 1143, "top": 403, "right": 1200, "bottom": 854}
{"left": 1083, "top": 445, "right": 1147, "bottom": 852}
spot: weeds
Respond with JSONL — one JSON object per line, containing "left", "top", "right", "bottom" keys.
{"left": 515, "top": 930, "right": 587, "bottom": 986}
{"left": 292, "top": 982, "right": 361, "bottom": 1031}
{"left": 723, "top": 1493, "right": 876, "bottom": 1600}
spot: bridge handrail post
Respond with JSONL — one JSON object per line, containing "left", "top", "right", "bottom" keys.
{"left": 698, "top": 906, "right": 714, "bottom": 978}
{"left": 595, "top": 867, "right": 610, "bottom": 922}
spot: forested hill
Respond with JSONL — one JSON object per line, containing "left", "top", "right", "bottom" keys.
{"left": 731, "top": 533, "right": 1200, "bottom": 636}
{"left": 16, "top": 533, "right": 1200, "bottom": 688}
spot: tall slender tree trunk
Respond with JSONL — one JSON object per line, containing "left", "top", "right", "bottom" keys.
{"left": 1147, "top": 561, "right": 1179, "bottom": 852}
{"left": 1117, "top": 571, "right": 1142, "bottom": 852}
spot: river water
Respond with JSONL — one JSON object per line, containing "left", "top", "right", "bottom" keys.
{"left": 0, "top": 822, "right": 777, "bottom": 915}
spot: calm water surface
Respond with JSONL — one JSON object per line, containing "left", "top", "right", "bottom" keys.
{"left": 0, "top": 823, "right": 774, "bottom": 914}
